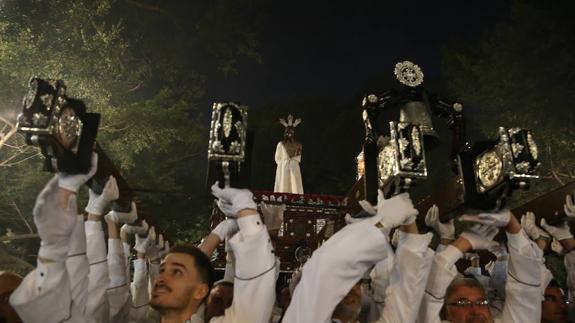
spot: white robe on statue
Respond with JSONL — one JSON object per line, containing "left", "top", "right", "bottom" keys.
{"left": 274, "top": 141, "right": 303, "bottom": 194}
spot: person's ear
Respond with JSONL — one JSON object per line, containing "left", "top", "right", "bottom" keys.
{"left": 193, "top": 282, "right": 209, "bottom": 301}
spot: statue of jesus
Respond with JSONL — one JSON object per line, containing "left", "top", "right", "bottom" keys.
{"left": 274, "top": 114, "right": 303, "bottom": 194}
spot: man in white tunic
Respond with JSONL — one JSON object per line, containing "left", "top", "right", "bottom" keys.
{"left": 283, "top": 190, "right": 434, "bottom": 323}
{"left": 274, "top": 114, "right": 303, "bottom": 194}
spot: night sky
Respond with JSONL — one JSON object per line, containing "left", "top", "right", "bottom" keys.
{"left": 204, "top": 1, "right": 511, "bottom": 107}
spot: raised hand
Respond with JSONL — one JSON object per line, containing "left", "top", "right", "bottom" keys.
{"left": 58, "top": 153, "right": 98, "bottom": 193}
{"left": 460, "top": 224, "right": 500, "bottom": 250}
{"left": 34, "top": 177, "right": 78, "bottom": 261}
{"left": 85, "top": 176, "right": 119, "bottom": 215}
{"left": 564, "top": 194, "right": 575, "bottom": 219}
{"left": 211, "top": 182, "right": 257, "bottom": 218}
{"left": 425, "top": 204, "right": 455, "bottom": 240}
{"left": 541, "top": 218, "right": 574, "bottom": 241}
{"left": 106, "top": 201, "right": 138, "bottom": 224}
{"left": 520, "top": 211, "right": 550, "bottom": 240}
{"left": 358, "top": 191, "right": 418, "bottom": 229}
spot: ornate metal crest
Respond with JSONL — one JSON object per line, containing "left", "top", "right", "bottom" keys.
{"left": 394, "top": 61, "right": 424, "bottom": 87}
{"left": 208, "top": 102, "right": 248, "bottom": 162}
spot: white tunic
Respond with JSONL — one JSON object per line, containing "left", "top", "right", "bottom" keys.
{"left": 282, "top": 220, "right": 434, "bottom": 323}
{"left": 274, "top": 142, "right": 303, "bottom": 194}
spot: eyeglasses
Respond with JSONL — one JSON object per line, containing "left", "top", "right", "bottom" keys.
{"left": 447, "top": 299, "right": 490, "bottom": 308}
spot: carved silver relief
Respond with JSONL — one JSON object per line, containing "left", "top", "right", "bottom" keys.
{"left": 511, "top": 142, "right": 524, "bottom": 157}
{"left": 223, "top": 108, "right": 233, "bottom": 138}
{"left": 411, "top": 127, "right": 421, "bottom": 156}
{"left": 208, "top": 102, "right": 248, "bottom": 161}
{"left": 394, "top": 61, "right": 424, "bottom": 87}
{"left": 527, "top": 132, "right": 538, "bottom": 160}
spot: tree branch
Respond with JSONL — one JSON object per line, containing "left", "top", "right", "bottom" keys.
{"left": 0, "top": 233, "right": 39, "bottom": 242}
{"left": 11, "top": 201, "right": 34, "bottom": 234}
{"left": 547, "top": 144, "right": 565, "bottom": 185}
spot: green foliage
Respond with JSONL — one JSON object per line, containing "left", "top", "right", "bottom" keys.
{"left": 442, "top": 0, "right": 575, "bottom": 204}
{"left": 0, "top": 0, "right": 264, "bottom": 256}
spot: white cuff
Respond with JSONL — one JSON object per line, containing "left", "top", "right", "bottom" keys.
{"left": 85, "top": 220, "right": 103, "bottom": 234}
{"left": 506, "top": 229, "right": 533, "bottom": 255}
{"left": 437, "top": 245, "right": 463, "bottom": 268}
{"left": 108, "top": 239, "right": 122, "bottom": 255}
{"left": 398, "top": 231, "right": 433, "bottom": 253}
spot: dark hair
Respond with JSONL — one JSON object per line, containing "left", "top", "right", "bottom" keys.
{"left": 213, "top": 280, "right": 234, "bottom": 289}
{"left": 169, "top": 244, "right": 215, "bottom": 291}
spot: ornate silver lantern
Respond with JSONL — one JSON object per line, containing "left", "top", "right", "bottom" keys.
{"left": 207, "top": 102, "right": 248, "bottom": 188}
{"left": 461, "top": 127, "right": 540, "bottom": 209}
{"left": 16, "top": 77, "right": 100, "bottom": 174}
{"left": 377, "top": 121, "right": 427, "bottom": 195}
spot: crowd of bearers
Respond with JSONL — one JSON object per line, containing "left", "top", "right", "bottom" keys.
{"left": 1, "top": 153, "right": 574, "bottom": 322}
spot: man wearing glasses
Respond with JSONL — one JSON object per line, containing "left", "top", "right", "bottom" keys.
{"left": 418, "top": 210, "right": 548, "bottom": 323}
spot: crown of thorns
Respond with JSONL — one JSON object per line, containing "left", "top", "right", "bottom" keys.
{"left": 279, "top": 114, "right": 301, "bottom": 128}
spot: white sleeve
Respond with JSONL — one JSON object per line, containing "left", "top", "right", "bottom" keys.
{"left": 85, "top": 220, "right": 111, "bottom": 322}
{"left": 499, "top": 229, "right": 544, "bottom": 323}
{"left": 66, "top": 214, "right": 89, "bottom": 315}
{"left": 416, "top": 244, "right": 463, "bottom": 323}
{"left": 565, "top": 250, "right": 575, "bottom": 303}
{"left": 378, "top": 232, "right": 434, "bottom": 323}
{"left": 210, "top": 213, "right": 277, "bottom": 323}
{"left": 9, "top": 261, "right": 76, "bottom": 323}
{"left": 223, "top": 238, "right": 236, "bottom": 283}
{"left": 369, "top": 250, "right": 395, "bottom": 320}
{"left": 107, "top": 238, "right": 131, "bottom": 323}
{"left": 130, "top": 258, "right": 150, "bottom": 321}
{"left": 282, "top": 220, "right": 390, "bottom": 323}
{"left": 122, "top": 241, "right": 131, "bottom": 283}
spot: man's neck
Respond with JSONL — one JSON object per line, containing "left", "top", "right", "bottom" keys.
{"left": 160, "top": 303, "right": 201, "bottom": 323}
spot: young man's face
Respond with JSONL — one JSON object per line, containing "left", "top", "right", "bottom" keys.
{"left": 542, "top": 286, "right": 567, "bottom": 323}
{"left": 150, "top": 253, "right": 208, "bottom": 312}
{"left": 445, "top": 286, "right": 493, "bottom": 323}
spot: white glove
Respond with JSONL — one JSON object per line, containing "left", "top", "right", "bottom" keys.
{"left": 58, "top": 153, "right": 98, "bottom": 193}
{"left": 390, "top": 228, "right": 400, "bottom": 248}
{"left": 260, "top": 202, "right": 286, "bottom": 231}
{"left": 425, "top": 204, "right": 455, "bottom": 240}
{"left": 520, "top": 211, "right": 550, "bottom": 240}
{"left": 487, "top": 243, "right": 508, "bottom": 260}
{"left": 85, "top": 176, "right": 119, "bottom": 215}
{"left": 162, "top": 240, "right": 171, "bottom": 257}
{"left": 564, "top": 194, "right": 575, "bottom": 219}
{"left": 157, "top": 234, "right": 170, "bottom": 258}
{"left": 121, "top": 220, "right": 149, "bottom": 236}
{"left": 212, "top": 218, "right": 239, "bottom": 241}
{"left": 145, "top": 226, "right": 160, "bottom": 260}
{"left": 460, "top": 224, "right": 500, "bottom": 250}
{"left": 211, "top": 182, "right": 257, "bottom": 217}
{"left": 541, "top": 218, "right": 574, "bottom": 241}
{"left": 134, "top": 224, "right": 154, "bottom": 254}
{"left": 33, "top": 176, "right": 78, "bottom": 261}
{"left": 359, "top": 191, "right": 418, "bottom": 229}
{"left": 551, "top": 238, "right": 565, "bottom": 254}
{"left": 105, "top": 201, "right": 138, "bottom": 224}
{"left": 459, "top": 209, "right": 511, "bottom": 228}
